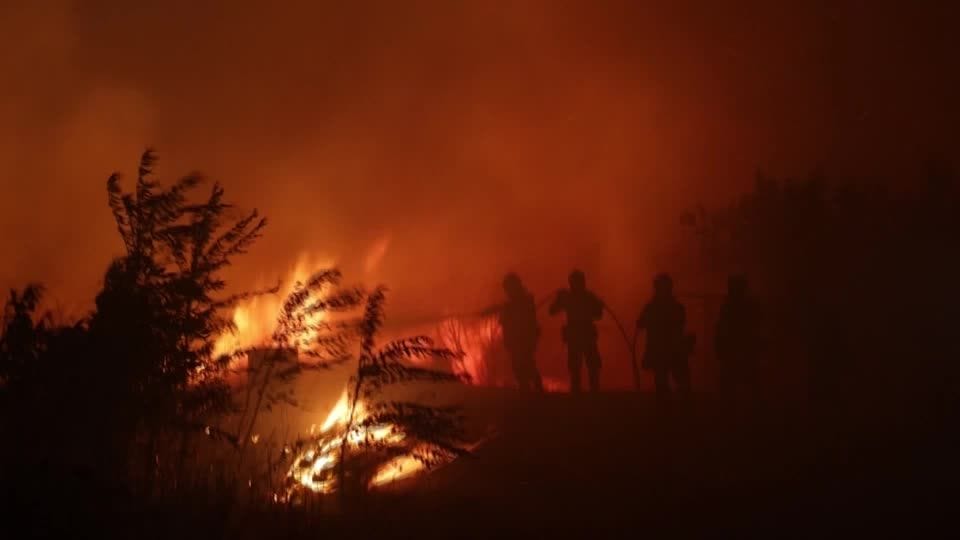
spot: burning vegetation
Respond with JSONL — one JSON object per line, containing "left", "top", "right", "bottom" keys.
{"left": 213, "top": 255, "right": 477, "bottom": 499}
{"left": 0, "top": 150, "right": 485, "bottom": 516}
{"left": 269, "top": 285, "right": 472, "bottom": 500}
{"left": 284, "top": 390, "right": 450, "bottom": 496}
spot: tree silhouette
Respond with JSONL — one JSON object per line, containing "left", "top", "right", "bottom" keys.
{"left": 86, "top": 149, "right": 270, "bottom": 491}
{"left": 685, "top": 167, "right": 960, "bottom": 415}
{"left": 0, "top": 284, "right": 48, "bottom": 387}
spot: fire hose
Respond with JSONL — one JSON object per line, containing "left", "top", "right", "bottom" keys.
{"left": 602, "top": 305, "right": 642, "bottom": 391}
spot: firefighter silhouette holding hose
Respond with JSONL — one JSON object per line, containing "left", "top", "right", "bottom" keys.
{"left": 636, "top": 273, "right": 694, "bottom": 403}
{"left": 480, "top": 273, "right": 544, "bottom": 391}
{"left": 549, "top": 270, "right": 604, "bottom": 393}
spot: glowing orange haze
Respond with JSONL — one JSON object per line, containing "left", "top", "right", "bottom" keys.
{"left": 2, "top": 2, "right": 956, "bottom": 489}
{"left": 1, "top": 1, "right": 957, "bottom": 331}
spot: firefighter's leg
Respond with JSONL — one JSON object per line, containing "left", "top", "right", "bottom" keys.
{"left": 672, "top": 361, "right": 692, "bottom": 398}
{"left": 522, "top": 344, "right": 543, "bottom": 392}
{"left": 529, "top": 358, "right": 544, "bottom": 392}
{"left": 654, "top": 367, "right": 671, "bottom": 402}
{"left": 567, "top": 344, "right": 582, "bottom": 393}
{"left": 512, "top": 363, "right": 529, "bottom": 391}
{"left": 717, "top": 356, "right": 731, "bottom": 395}
{"left": 510, "top": 351, "right": 529, "bottom": 391}
{"left": 586, "top": 341, "right": 601, "bottom": 392}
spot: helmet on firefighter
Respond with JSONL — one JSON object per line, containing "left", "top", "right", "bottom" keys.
{"left": 653, "top": 273, "right": 673, "bottom": 295}
{"left": 568, "top": 269, "right": 586, "bottom": 291}
{"left": 503, "top": 272, "right": 524, "bottom": 297}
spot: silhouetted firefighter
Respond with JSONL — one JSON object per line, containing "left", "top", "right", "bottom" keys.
{"left": 483, "top": 273, "right": 543, "bottom": 391}
{"left": 637, "top": 273, "right": 693, "bottom": 402}
{"left": 714, "top": 275, "right": 757, "bottom": 400}
{"left": 550, "top": 270, "right": 604, "bottom": 393}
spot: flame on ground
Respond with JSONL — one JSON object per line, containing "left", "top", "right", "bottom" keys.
{"left": 285, "top": 391, "right": 431, "bottom": 495}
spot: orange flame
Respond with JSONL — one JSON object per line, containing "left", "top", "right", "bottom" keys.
{"left": 213, "top": 253, "right": 336, "bottom": 362}
{"left": 286, "top": 390, "right": 429, "bottom": 494}
{"left": 437, "top": 316, "right": 502, "bottom": 385}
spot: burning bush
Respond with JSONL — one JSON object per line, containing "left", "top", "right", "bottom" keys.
{"left": 284, "top": 390, "right": 462, "bottom": 496}
{"left": 277, "top": 287, "right": 474, "bottom": 500}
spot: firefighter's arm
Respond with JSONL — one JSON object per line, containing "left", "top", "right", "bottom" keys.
{"left": 548, "top": 290, "right": 565, "bottom": 315}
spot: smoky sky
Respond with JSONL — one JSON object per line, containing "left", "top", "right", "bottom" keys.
{"left": 1, "top": 0, "right": 957, "bottom": 320}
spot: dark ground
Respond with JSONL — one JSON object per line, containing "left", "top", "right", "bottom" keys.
{"left": 6, "top": 388, "right": 956, "bottom": 538}
{"left": 368, "top": 389, "right": 957, "bottom": 536}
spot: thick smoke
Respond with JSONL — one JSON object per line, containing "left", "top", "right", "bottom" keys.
{"left": 2, "top": 0, "right": 957, "bottom": 323}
